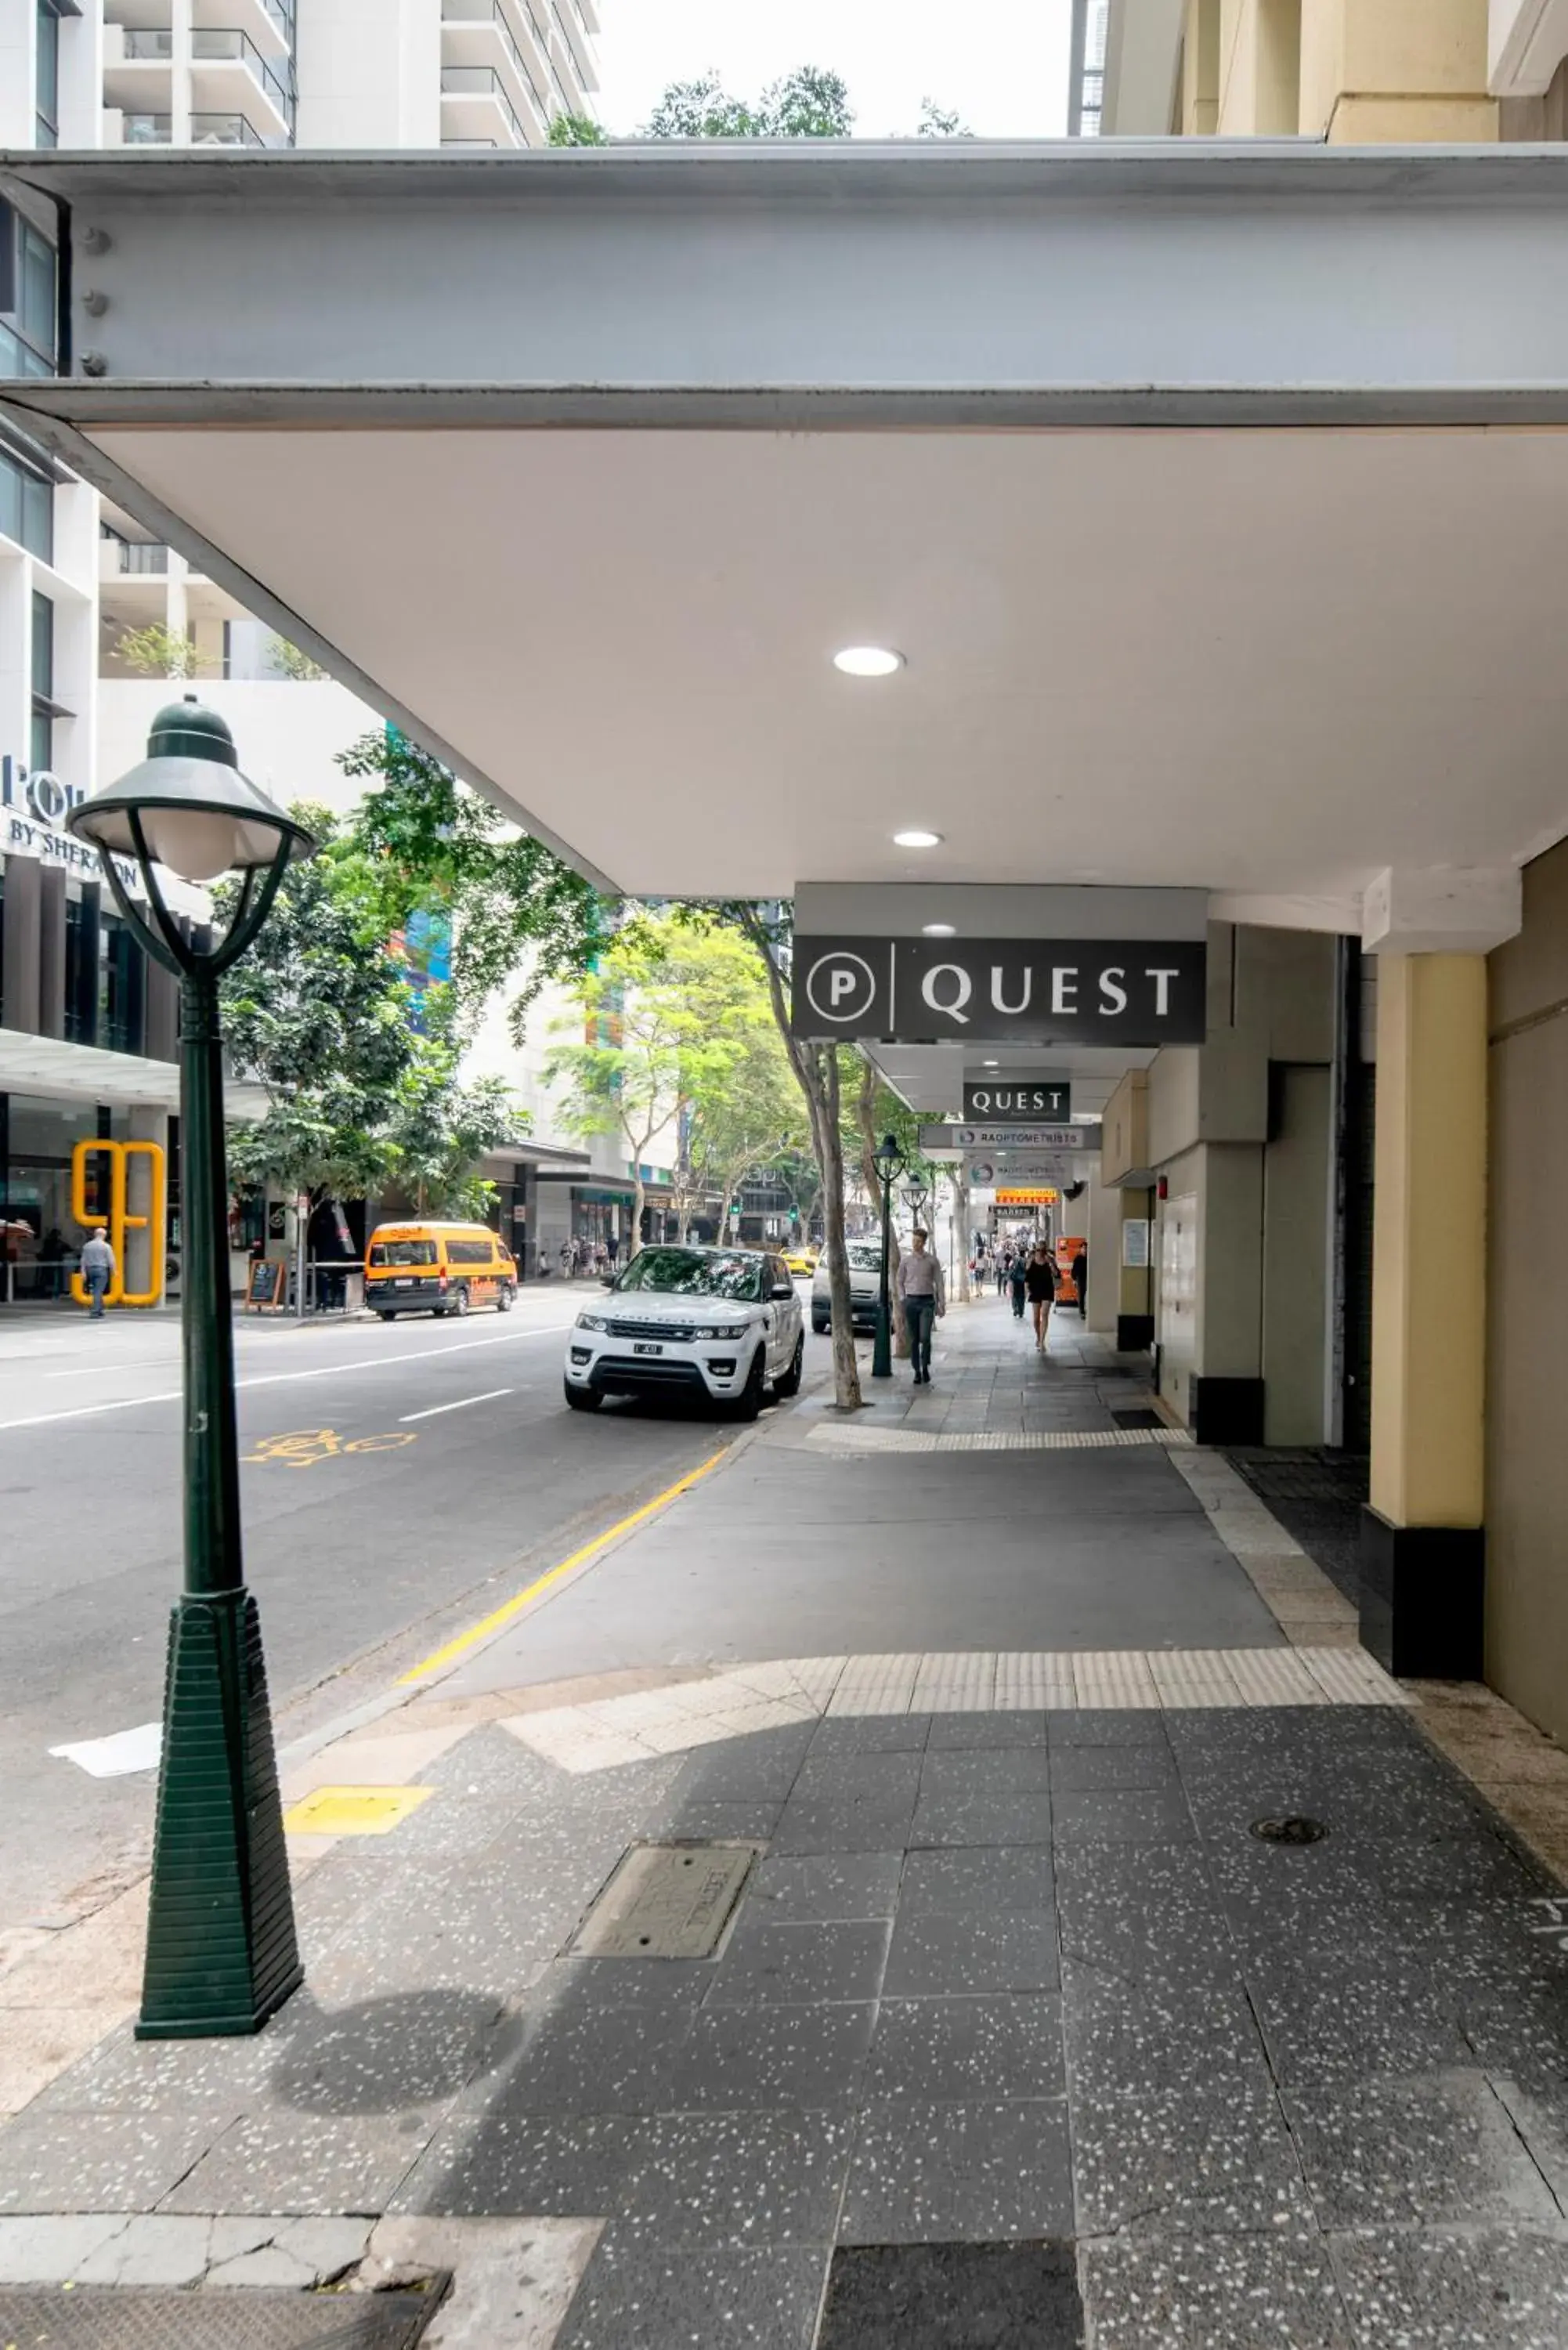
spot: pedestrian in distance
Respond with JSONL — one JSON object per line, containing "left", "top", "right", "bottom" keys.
{"left": 995, "top": 1251, "right": 1007, "bottom": 1297}
{"left": 895, "top": 1224, "right": 946, "bottom": 1386}
{"left": 1024, "top": 1240, "right": 1055, "bottom": 1352}
{"left": 1008, "top": 1248, "right": 1028, "bottom": 1321}
{"left": 1071, "top": 1243, "right": 1088, "bottom": 1321}
{"left": 79, "top": 1227, "right": 116, "bottom": 1319}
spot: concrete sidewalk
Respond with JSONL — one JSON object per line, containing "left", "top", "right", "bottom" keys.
{"left": 3, "top": 1300, "right": 1568, "bottom": 2346}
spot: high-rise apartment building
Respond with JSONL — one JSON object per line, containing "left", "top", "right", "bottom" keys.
{"left": 0, "top": 0, "right": 608, "bottom": 1303}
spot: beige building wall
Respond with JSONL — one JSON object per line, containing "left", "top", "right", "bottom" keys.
{"left": 1176, "top": 0, "right": 1499, "bottom": 140}
{"left": 1487, "top": 838, "right": 1568, "bottom": 1746}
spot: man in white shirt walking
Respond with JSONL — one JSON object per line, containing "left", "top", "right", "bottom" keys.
{"left": 895, "top": 1227, "right": 946, "bottom": 1386}
{"left": 79, "top": 1228, "right": 116, "bottom": 1319}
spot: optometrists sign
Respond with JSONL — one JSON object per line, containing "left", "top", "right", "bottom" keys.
{"left": 791, "top": 937, "right": 1206, "bottom": 1047}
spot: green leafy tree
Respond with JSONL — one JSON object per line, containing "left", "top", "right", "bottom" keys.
{"left": 681, "top": 934, "right": 810, "bottom": 1232}
{"left": 266, "top": 635, "right": 330, "bottom": 682}
{"left": 111, "top": 622, "right": 210, "bottom": 681}
{"left": 548, "top": 111, "right": 609, "bottom": 145}
{"left": 917, "top": 97, "right": 971, "bottom": 136}
{"left": 644, "top": 66, "right": 853, "bottom": 139}
{"left": 385, "top": 1043, "right": 518, "bottom": 1220}
{"left": 340, "top": 728, "right": 605, "bottom": 1038}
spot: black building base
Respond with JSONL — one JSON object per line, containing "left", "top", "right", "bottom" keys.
{"left": 1116, "top": 1313, "right": 1154, "bottom": 1354}
{"left": 1190, "top": 1376, "right": 1265, "bottom": 1447}
{"left": 1359, "top": 1509, "right": 1485, "bottom": 1680}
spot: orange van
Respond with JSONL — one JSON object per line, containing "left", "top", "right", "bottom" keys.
{"left": 364, "top": 1221, "right": 516, "bottom": 1320}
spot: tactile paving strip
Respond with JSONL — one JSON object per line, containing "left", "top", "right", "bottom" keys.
{"left": 0, "top": 2286, "right": 444, "bottom": 2348}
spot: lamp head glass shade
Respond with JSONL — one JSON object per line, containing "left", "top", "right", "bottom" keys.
{"left": 873, "top": 1132, "right": 904, "bottom": 1178}
{"left": 67, "top": 700, "right": 316, "bottom": 882}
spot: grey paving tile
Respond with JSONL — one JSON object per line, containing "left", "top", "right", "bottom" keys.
{"left": 1055, "top": 1842, "right": 1237, "bottom": 1988}
{"left": 1074, "top": 2081, "right": 1312, "bottom": 2235}
{"left": 883, "top": 1910, "right": 1060, "bottom": 1997}
{"left": 1494, "top": 2073, "right": 1568, "bottom": 2201}
{"left": 706, "top": 1918, "right": 891, "bottom": 2007}
{"left": 1048, "top": 1713, "right": 1172, "bottom": 1749}
{"left": 808, "top": 1715, "right": 933, "bottom": 1755}
{"left": 866, "top": 1995, "right": 1065, "bottom": 2102}
{"left": 919, "top": 1750, "right": 1053, "bottom": 1799}
{"left": 1285, "top": 2070, "right": 1559, "bottom": 2227}
{"left": 909, "top": 1792, "right": 1053, "bottom": 1848}
{"left": 898, "top": 1846, "right": 1056, "bottom": 1915}
{"left": 666, "top": 1730, "right": 816, "bottom": 1802}
{"left": 1053, "top": 1786, "right": 1195, "bottom": 1843}
{"left": 558, "top": 2232, "right": 828, "bottom": 2349}
{"left": 1082, "top": 2229, "right": 1352, "bottom": 2349}
{"left": 771, "top": 1798, "right": 918, "bottom": 1856}
{"left": 23, "top": 2022, "right": 280, "bottom": 2122}
{"left": 839, "top": 2098, "right": 1072, "bottom": 2245}
{"left": 388, "top": 2109, "right": 637, "bottom": 2217}
{"left": 0, "top": 2109, "right": 223, "bottom": 2215}
{"left": 1206, "top": 1828, "right": 1541, "bottom": 1918}
{"left": 1063, "top": 1964, "right": 1271, "bottom": 2098}
{"left": 1185, "top": 1773, "right": 1494, "bottom": 1848}
{"left": 266, "top": 1987, "right": 513, "bottom": 2114}
{"left": 1329, "top": 2225, "right": 1568, "bottom": 2350}
{"left": 746, "top": 1852, "right": 905, "bottom": 1922}
{"left": 486, "top": 1997, "right": 688, "bottom": 2115}
{"left": 617, "top": 2109, "right": 853, "bottom": 2246}
{"left": 664, "top": 2001, "right": 876, "bottom": 2110}
{"left": 1242, "top": 1947, "right": 1474, "bottom": 2085}
{"left": 926, "top": 1712, "right": 1050, "bottom": 1749}
{"left": 634, "top": 1795, "right": 784, "bottom": 1842}
{"left": 533, "top": 1958, "right": 716, "bottom": 2016}
{"left": 796, "top": 1753, "right": 924, "bottom": 1803}
{"left": 160, "top": 2111, "right": 435, "bottom": 2215}
{"left": 818, "top": 2242, "right": 1082, "bottom": 2348}
{"left": 1050, "top": 1744, "right": 1184, "bottom": 1793}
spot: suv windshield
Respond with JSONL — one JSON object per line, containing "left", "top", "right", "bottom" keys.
{"left": 846, "top": 1245, "right": 882, "bottom": 1271}
{"left": 617, "top": 1248, "right": 764, "bottom": 1302}
{"left": 369, "top": 1239, "right": 437, "bottom": 1267}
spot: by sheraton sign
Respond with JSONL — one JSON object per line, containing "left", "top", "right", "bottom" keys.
{"left": 790, "top": 936, "right": 1206, "bottom": 1047}
{"left": 2, "top": 756, "right": 149, "bottom": 901}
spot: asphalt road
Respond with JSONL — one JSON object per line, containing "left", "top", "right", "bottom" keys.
{"left": 0, "top": 1287, "right": 808, "bottom": 1931}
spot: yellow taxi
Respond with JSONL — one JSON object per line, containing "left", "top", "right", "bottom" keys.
{"left": 780, "top": 1246, "right": 818, "bottom": 1278}
{"left": 365, "top": 1221, "right": 517, "bottom": 1320}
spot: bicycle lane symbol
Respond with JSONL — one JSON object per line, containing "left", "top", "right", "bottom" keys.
{"left": 243, "top": 1428, "right": 418, "bottom": 1470}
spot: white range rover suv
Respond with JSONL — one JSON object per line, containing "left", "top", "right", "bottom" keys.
{"left": 563, "top": 1245, "right": 805, "bottom": 1419}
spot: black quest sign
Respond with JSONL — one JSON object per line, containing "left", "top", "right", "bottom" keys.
{"left": 964, "top": 1081, "right": 1070, "bottom": 1121}
{"left": 791, "top": 937, "right": 1207, "bottom": 1047}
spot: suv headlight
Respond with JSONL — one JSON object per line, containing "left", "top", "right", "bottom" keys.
{"left": 575, "top": 1311, "right": 609, "bottom": 1332}
{"left": 693, "top": 1321, "right": 749, "bottom": 1340}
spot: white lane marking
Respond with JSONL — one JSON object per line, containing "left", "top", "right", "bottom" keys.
{"left": 399, "top": 1387, "right": 515, "bottom": 1424}
{"left": 49, "top": 1722, "right": 163, "bottom": 1777}
{"left": 0, "top": 1328, "right": 572, "bottom": 1433}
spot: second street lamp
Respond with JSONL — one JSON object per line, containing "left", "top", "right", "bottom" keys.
{"left": 69, "top": 699, "right": 315, "bottom": 2039}
{"left": 871, "top": 1130, "right": 906, "bottom": 1379}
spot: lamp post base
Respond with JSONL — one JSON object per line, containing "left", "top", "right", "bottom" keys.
{"left": 136, "top": 1588, "right": 302, "bottom": 2040}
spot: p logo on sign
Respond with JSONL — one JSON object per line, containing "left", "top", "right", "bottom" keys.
{"left": 804, "top": 951, "right": 877, "bottom": 1026}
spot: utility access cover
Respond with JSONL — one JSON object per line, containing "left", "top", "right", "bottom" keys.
{"left": 573, "top": 1842, "right": 757, "bottom": 1958}
{"left": 0, "top": 2285, "right": 445, "bottom": 2348}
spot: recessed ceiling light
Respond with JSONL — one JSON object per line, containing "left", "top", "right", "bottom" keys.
{"left": 834, "top": 645, "right": 905, "bottom": 678}
{"left": 922, "top": 922, "right": 956, "bottom": 936}
{"left": 894, "top": 829, "right": 942, "bottom": 849}
{"left": 982, "top": 1058, "right": 999, "bottom": 1068}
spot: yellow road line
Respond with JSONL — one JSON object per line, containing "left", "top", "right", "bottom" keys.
{"left": 396, "top": 1446, "right": 730, "bottom": 1685}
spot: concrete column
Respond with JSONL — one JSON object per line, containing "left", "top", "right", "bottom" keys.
{"left": 125, "top": 1108, "right": 170, "bottom": 1307}
{"left": 1300, "top": 0, "right": 1498, "bottom": 143}
{"left": 1361, "top": 952, "right": 1487, "bottom": 1676}
{"left": 1115, "top": 1186, "right": 1155, "bottom": 1353}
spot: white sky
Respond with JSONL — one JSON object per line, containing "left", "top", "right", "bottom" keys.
{"left": 594, "top": 0, "right": 1075, "bottom": 140}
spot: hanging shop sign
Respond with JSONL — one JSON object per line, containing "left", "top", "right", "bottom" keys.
{"left": 963, "top": 1082, "right": 1071, "bottom": 1121}
{"left": 967, "top": 1155, "right": 1075, "bottom": 1186}
{"left": 790, "top": 936, "right": 1206, "bottom": 1046}
{"left": 995, "top": 1188, "right": 1058, "bottom": 1206}
{"left": 921, "top": 1123, "right": 1093, "bottom": 1154}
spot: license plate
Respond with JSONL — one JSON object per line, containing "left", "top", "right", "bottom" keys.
{"left": 393, "top": 1278, "right": 413, "bottom": 1288}
{"left": 633, "top": 1341, "right": 664, "bottom": 1356}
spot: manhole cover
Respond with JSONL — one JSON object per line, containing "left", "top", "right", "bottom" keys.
{"left": 1250, "top": 1815, "right": 1330, "bottom": 1846}
{"left": 572, "top": 1841, "right": 757, "bottom": 1958}
{"left": 0, "top": 2285, "right": 445, "bottom": 2348}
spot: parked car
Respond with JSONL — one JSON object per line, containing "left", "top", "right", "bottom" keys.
{"left": 564, "top": 1244, "right": 805, "bottom": 1419}
{"left": 365, "top": 1221, "right": 516, "bottom": 1319}
{"left": 811, "top": 1242, "right": 883, "bottom": 1335}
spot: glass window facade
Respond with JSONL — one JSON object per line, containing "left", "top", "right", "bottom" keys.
{"left": 35, "top": 1, "right": 60, "bottom": 146}
{"left": 0, "top": 446, "right": 54, "bottom": 561}
{"left": 1, "top": 1094, "right": 106, "bottom": 1302}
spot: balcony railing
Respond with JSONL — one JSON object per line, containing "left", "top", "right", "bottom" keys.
{"left": 192, "top": 27, "right": 296, "bottom": 127}
{"left": 119, "top": 27, "right": 174, "bottom": 60}
{"left": 123, "top": 112, "right": 174, "bottom": 143}
{"left": 440, "top": 65, "right": 528, "bottom": 145}
{"left": 112, "top": 540, "right": 170, "bottom": 574}
{"left": 444, "top": 0, "right": 550, "bottom": 121}
{"left": 190, "top": 111, "right": 268, "bottom": 146}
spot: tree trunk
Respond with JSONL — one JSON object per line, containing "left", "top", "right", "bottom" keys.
{"left": 952, "top": 1170, "right": 972, "bottom": 1303}
{"left": 856, "top": 1056, "right": 882, "bottom": 1204}
{"left": 736, "top": 910, "right": 861, "bottom": 1410}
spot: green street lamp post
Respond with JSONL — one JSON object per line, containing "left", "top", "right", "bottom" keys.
{"left": 69, "top": 700, "right": 316, "bottom": 2039}
{"left": 871, "top": 1130, "right": 906, "bottom": 1380}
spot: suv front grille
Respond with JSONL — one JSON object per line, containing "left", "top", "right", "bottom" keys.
{"left": 606, "top": 1318, "right": 715, "bottom": 1343}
